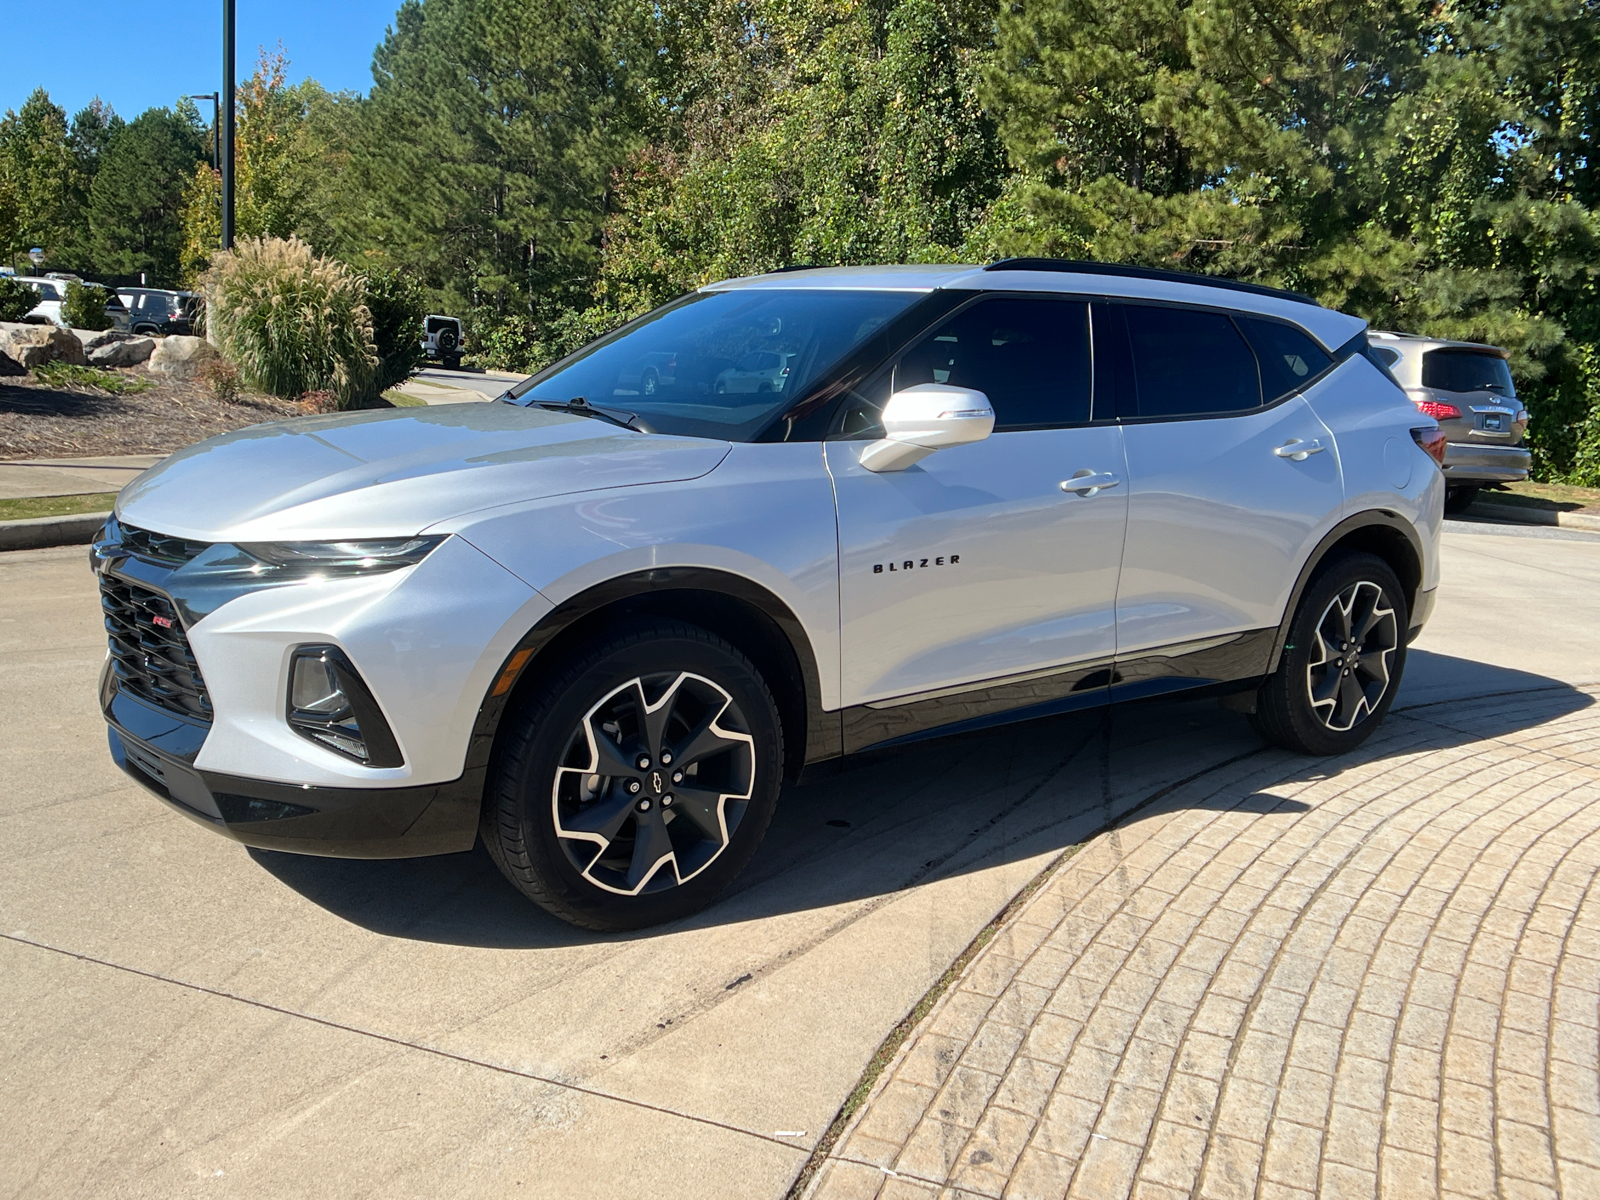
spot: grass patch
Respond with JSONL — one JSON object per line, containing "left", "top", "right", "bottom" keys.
{"left": 383, "top": 388, "right": 428, "bottom": 407}
{"left": 32, "top": 361, "right": 153, "bottom": 395}
{"left": 1485, "top": 480, "right": 1600, "bottom": 513}
{"left": 0, "top": 493, "right": 117, "bottom": 521}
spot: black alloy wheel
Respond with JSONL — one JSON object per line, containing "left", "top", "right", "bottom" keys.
{"left": 482, "top": 620, "right": 782, "bottom": 931}
{"left": 1249, "top": 551, "right": 1407, "bottom": 756}
{"left": 1444, "top": 486, "right": 1480, "bottom": 514}
{"left": 641, "top": 368, "right": 659, "bottom": 396}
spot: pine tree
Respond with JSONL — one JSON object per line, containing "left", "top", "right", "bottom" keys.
{"left": 87, "top": 106, "right": 206, "bottom": 283}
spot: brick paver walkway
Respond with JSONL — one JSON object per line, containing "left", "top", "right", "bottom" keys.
{"left": 806, "top": 686, "right": 1600, "bottom": 1200}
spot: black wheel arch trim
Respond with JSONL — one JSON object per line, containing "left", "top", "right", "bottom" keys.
{"left": 464, "top": 567, "right": 836, "bottom": 791}
{"left": 1269, "top": 511, "right": 1425, "bottom": 674}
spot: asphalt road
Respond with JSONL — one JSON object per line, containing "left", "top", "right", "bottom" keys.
{"left": 410, "top": 366, "right": 526, "bottom": 400}
{"left": 2, "top": 519, "right": 1597, "bottom": 1198}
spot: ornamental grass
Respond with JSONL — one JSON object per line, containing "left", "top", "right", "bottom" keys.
{"left": 200, "top": 236, "right": 378, "bottom": 409}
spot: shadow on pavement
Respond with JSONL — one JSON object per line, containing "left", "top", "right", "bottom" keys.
{"left": 248, "top": 650, "right": 1591, "bottom": 949}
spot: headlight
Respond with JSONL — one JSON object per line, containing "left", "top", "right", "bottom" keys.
{"left": 238, "top": 536, "right": 446, "bottom": 578}
{"left": 287, "top": 646, "right": 404, "bottom": 767}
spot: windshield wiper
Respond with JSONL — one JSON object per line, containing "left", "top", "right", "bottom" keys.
{"left": 530, "top": 396, "right": 651, "bottom": 432}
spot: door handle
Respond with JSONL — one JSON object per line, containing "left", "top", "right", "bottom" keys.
{"left": 1060, "top": 471, "right": 1121, "bottom": 496}
{"left": 1273, "top": 438, "right": 1325, "bottom": 461}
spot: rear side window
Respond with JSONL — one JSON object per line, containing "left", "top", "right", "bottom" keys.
{"left": 1124, "top": 304, "right": 1261, "bottom": 417}
{"left": 1238, "top": 317, "right": 1333, "bottom": 402}
{"left": 1423, "top": 350, "right": 1515, "bottom": 397}
{"left": 893, "top": 297, "right": 1092, "bottom": 429}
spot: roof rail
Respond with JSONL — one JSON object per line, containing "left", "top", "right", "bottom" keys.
{"left": 983, "top": 258, "right": 1318, "bottom": 307}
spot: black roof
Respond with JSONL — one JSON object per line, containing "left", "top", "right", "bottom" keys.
{"left": 984, "top": 258, "right": 1318, "bottom": 307}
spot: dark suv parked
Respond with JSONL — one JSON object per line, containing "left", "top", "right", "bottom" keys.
{"left": 117, "top": 289, "right": 201, "bottom": 337}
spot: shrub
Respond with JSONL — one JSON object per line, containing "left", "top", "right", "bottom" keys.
{"left": 361, "top": 268, "right": 426, "bottom": 392}
{"left": 200, "top": 236, "right": 378, "bottom": 408}
{"left": 0, "top": 276, "right": 35, "bottom": 322}
{"left": 200, "top": 356, "right": 242, "bottom": 404}
{"left": 62, "top": 281, "right": 115, "bottom": 331}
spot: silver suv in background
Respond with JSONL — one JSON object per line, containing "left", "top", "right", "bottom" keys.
{"left": 1368, "top": 332, "right": 1529, "bottom": 512}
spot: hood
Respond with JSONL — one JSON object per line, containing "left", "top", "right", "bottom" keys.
{"left": 116, "top": 402, "right": 732, "bottom": 541}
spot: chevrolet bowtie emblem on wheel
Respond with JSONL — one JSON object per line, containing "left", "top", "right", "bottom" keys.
{"left": 651, "top": 770, "right": 662, "bottom": 792}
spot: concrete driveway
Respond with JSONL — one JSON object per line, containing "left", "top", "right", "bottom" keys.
{"left": 2, "top": 519, "right": 1596, "bottom": 1198}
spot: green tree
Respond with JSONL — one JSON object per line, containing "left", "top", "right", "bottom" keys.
{"left": 178, "top": 49, "right": 362, "bottom": 280}
{"left": 69, "top": 98, "right": 123, "bottom": 179}
{"left": 87, "top": 107, "right": 206, "bottom": 283}
{"left": 337, "top": 0, "right": 650, "bottom": 327}
{"left": 0, "top": 89, "right": 86, "bottom": 271}
{"left": 597, "top": 0, "right": 1006, "bottom": 317}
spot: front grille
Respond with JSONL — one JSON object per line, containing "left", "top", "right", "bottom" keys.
{"left": 119, "top": 522, "right": 210, "bottom": 565}
{"left": 101, "top": 575, "right": 212, "bottom": 723}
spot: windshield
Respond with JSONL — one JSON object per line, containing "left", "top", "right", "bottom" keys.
{"left": 1423, "top": 349, "right": 1516, "bottom": 397}
{"left": 507, "top": 288, "right": 927, "bottom": 440}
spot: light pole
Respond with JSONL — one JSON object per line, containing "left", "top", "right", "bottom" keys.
{"left": 221, "top": 0, "right": 236, "bottom": 250}
{"left": 184, "top": 92, "right": 220, "bottom": 171}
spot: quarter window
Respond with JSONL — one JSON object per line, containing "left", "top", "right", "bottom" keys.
{"left": 1124, "top": 304, "right": 1261, "bottom": 417}
{"left": 1238, "top": 316, "right": 1333, "bottom": 403}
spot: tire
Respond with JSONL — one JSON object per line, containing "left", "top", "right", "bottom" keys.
{"left": 481, "top": 619, "right": 783, "bottom": 931}
{"left": 1249, "top": 551, "right": 1408, "bottom": 756}
{"left": 443, "top": 354, "right": 461, "bottom": 370}
{"left": 642, "top": 368, "right": 659, "bottom": 396}
{"left": 1444, "top": 486, "right": 1480, "bottom": 514}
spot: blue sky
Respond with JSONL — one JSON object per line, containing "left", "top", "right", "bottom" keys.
{"left": 3, "top": 2, "right": 401, "bottom": 121}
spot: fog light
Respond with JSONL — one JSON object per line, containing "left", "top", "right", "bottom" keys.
{"left": 287, "top": 646, "right": 403, "bottom": 767}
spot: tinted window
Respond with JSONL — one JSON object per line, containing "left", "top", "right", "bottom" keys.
{"left": 1124, "top": 305, "right": 1261, "bottom": 417}
{"left": 1239, "top": 316, "right": 1333, "bottom": 402}
{"left": 510, "top": 288, "right": 923, "bottom": 441}
{"left": 1423, "top": 349, "right": 1515, "bottom": 397}
{"left": 891, "top": 297, "right": 1091, "bottom": 429}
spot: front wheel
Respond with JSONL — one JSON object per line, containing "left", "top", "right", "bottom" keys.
{"left": 1249, "top": 552, "right": 1407, "bottom": 756}
{"left": 482, "top": 620, "right": 783, "bottom": 931}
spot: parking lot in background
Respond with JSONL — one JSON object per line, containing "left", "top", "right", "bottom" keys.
{"left": 2, "top": 516, "right": 1598, "bottom": 1198}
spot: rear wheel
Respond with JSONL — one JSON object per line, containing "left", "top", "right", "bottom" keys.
{"left": 1444, "top": 485, "right": 1480, "bottom": 514}
{"left": 482, "top": 620, "right": 783, "bottom": 931}
{"left": 1249, "top": 552, "right": 1407, "bottom": 756}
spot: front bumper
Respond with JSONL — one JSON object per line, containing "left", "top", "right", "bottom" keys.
{"left": 1442, "top": 442, "right": 1531, "bottom": 484}
{"left": 108, "top": 688, "right": 481, "bottom": 858}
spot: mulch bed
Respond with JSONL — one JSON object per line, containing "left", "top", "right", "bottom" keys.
{"left": 0, "top": 367, "right": 306, "bottom": 459}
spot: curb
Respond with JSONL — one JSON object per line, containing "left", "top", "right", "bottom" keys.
{"left": 0, "top": 511, "right": 109, "bottom": 552}
{"left": 1471, "top": 502, "right": 1600, "bottom": 531}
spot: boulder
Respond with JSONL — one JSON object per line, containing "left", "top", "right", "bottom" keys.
{"left": 147, "top": 335, "right": 218, "bottom": 379}
{"left": 78, "top": 328, "right": 134, "bottom": 352}
{"left": 0, "top": 351, "right": 24, "bottom": 377}
{"left": 87, "top": 336, "right": 156, "bottom": 368}
{"left": 0, "top": 323, "right": 86, "bottom": 368}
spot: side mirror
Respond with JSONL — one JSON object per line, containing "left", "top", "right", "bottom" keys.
{"left": 859, "top": 384, "right": 996, "bottom": 473}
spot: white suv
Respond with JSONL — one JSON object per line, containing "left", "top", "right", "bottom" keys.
{"left": 94, "top": 261, "right": 1444, "bottom": 930}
